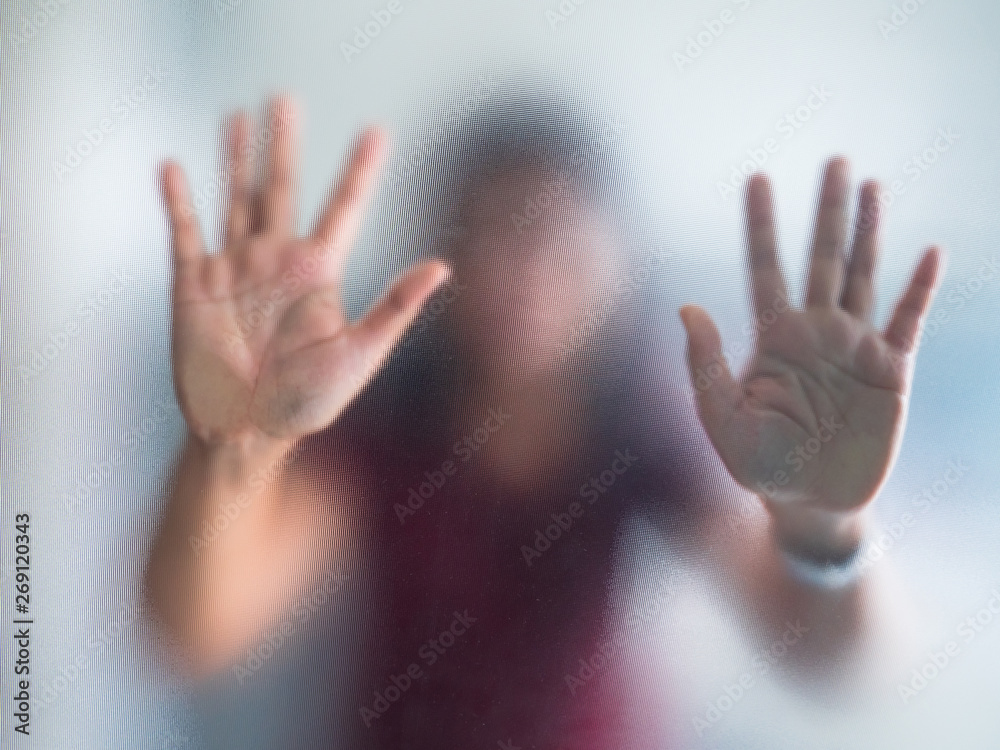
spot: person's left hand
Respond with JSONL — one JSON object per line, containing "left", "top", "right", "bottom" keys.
{"left": 680, "top": 158, "right": 941, "bottom": 537}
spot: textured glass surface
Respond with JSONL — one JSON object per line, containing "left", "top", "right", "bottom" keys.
{"left": 3, "top": 1, "right": 999, "bottom": 748}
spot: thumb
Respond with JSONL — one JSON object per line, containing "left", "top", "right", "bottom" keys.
{"left": 345, "top": 259, "right": 452, "bottom": 384}
{"left": 679, "top": 304, "right": 740, "bottom": 440}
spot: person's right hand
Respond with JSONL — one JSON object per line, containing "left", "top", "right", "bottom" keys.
{"left": 161, "top": 95, "right": 449, "bottom": 447}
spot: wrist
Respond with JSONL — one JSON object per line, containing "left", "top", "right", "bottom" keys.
{"left": 762, "top": 498, "right": 871, "bottom": 563}
{"left": 189, "top": 427, "right": 297, "bottom": 470}
{"left": 759, "top": 500, "right": 873, "bottom": 590}
{"left": 185, "top": 429, "right": 300, "bottom": 499}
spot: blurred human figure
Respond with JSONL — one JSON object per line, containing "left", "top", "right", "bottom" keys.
{"left": 145, "top": 89, "right": 941, "bottom": 748}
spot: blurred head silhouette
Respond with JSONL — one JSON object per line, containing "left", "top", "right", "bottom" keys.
{"left": 394, "top": 86, "right": 654, "bottom": 389}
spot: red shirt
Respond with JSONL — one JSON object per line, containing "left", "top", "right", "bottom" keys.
{"left": 319, "top": 401, "right": 679, "bottom": 749}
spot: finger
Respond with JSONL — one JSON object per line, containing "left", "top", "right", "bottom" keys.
{"left": 263, "top": 94, "right": 299, "bottom": 236}
{"left": 806, "top": 156, "right": 851, "bottom": 307}
{"left": 161, "top": 160, "right": 205, "bottom": 296}
{"left": 840, "top": 179, "right": 882, "bottom": 320}
{"left": 679, "top": 304, "right": 741, "bottom": 441}
{"left": 223, "top": 111, "right": 253, "bottom": 248}
{"left": 744, "top": 174, "right": 789, "bottom": 324}
{"left": 884, "top": 247, "right": 943, "bottom": 354}
{"left": 346, "top": 260, "right": 451, "bottom": 379}
{"left": 311, "top": 127, "right": 389, "bottom": 276}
